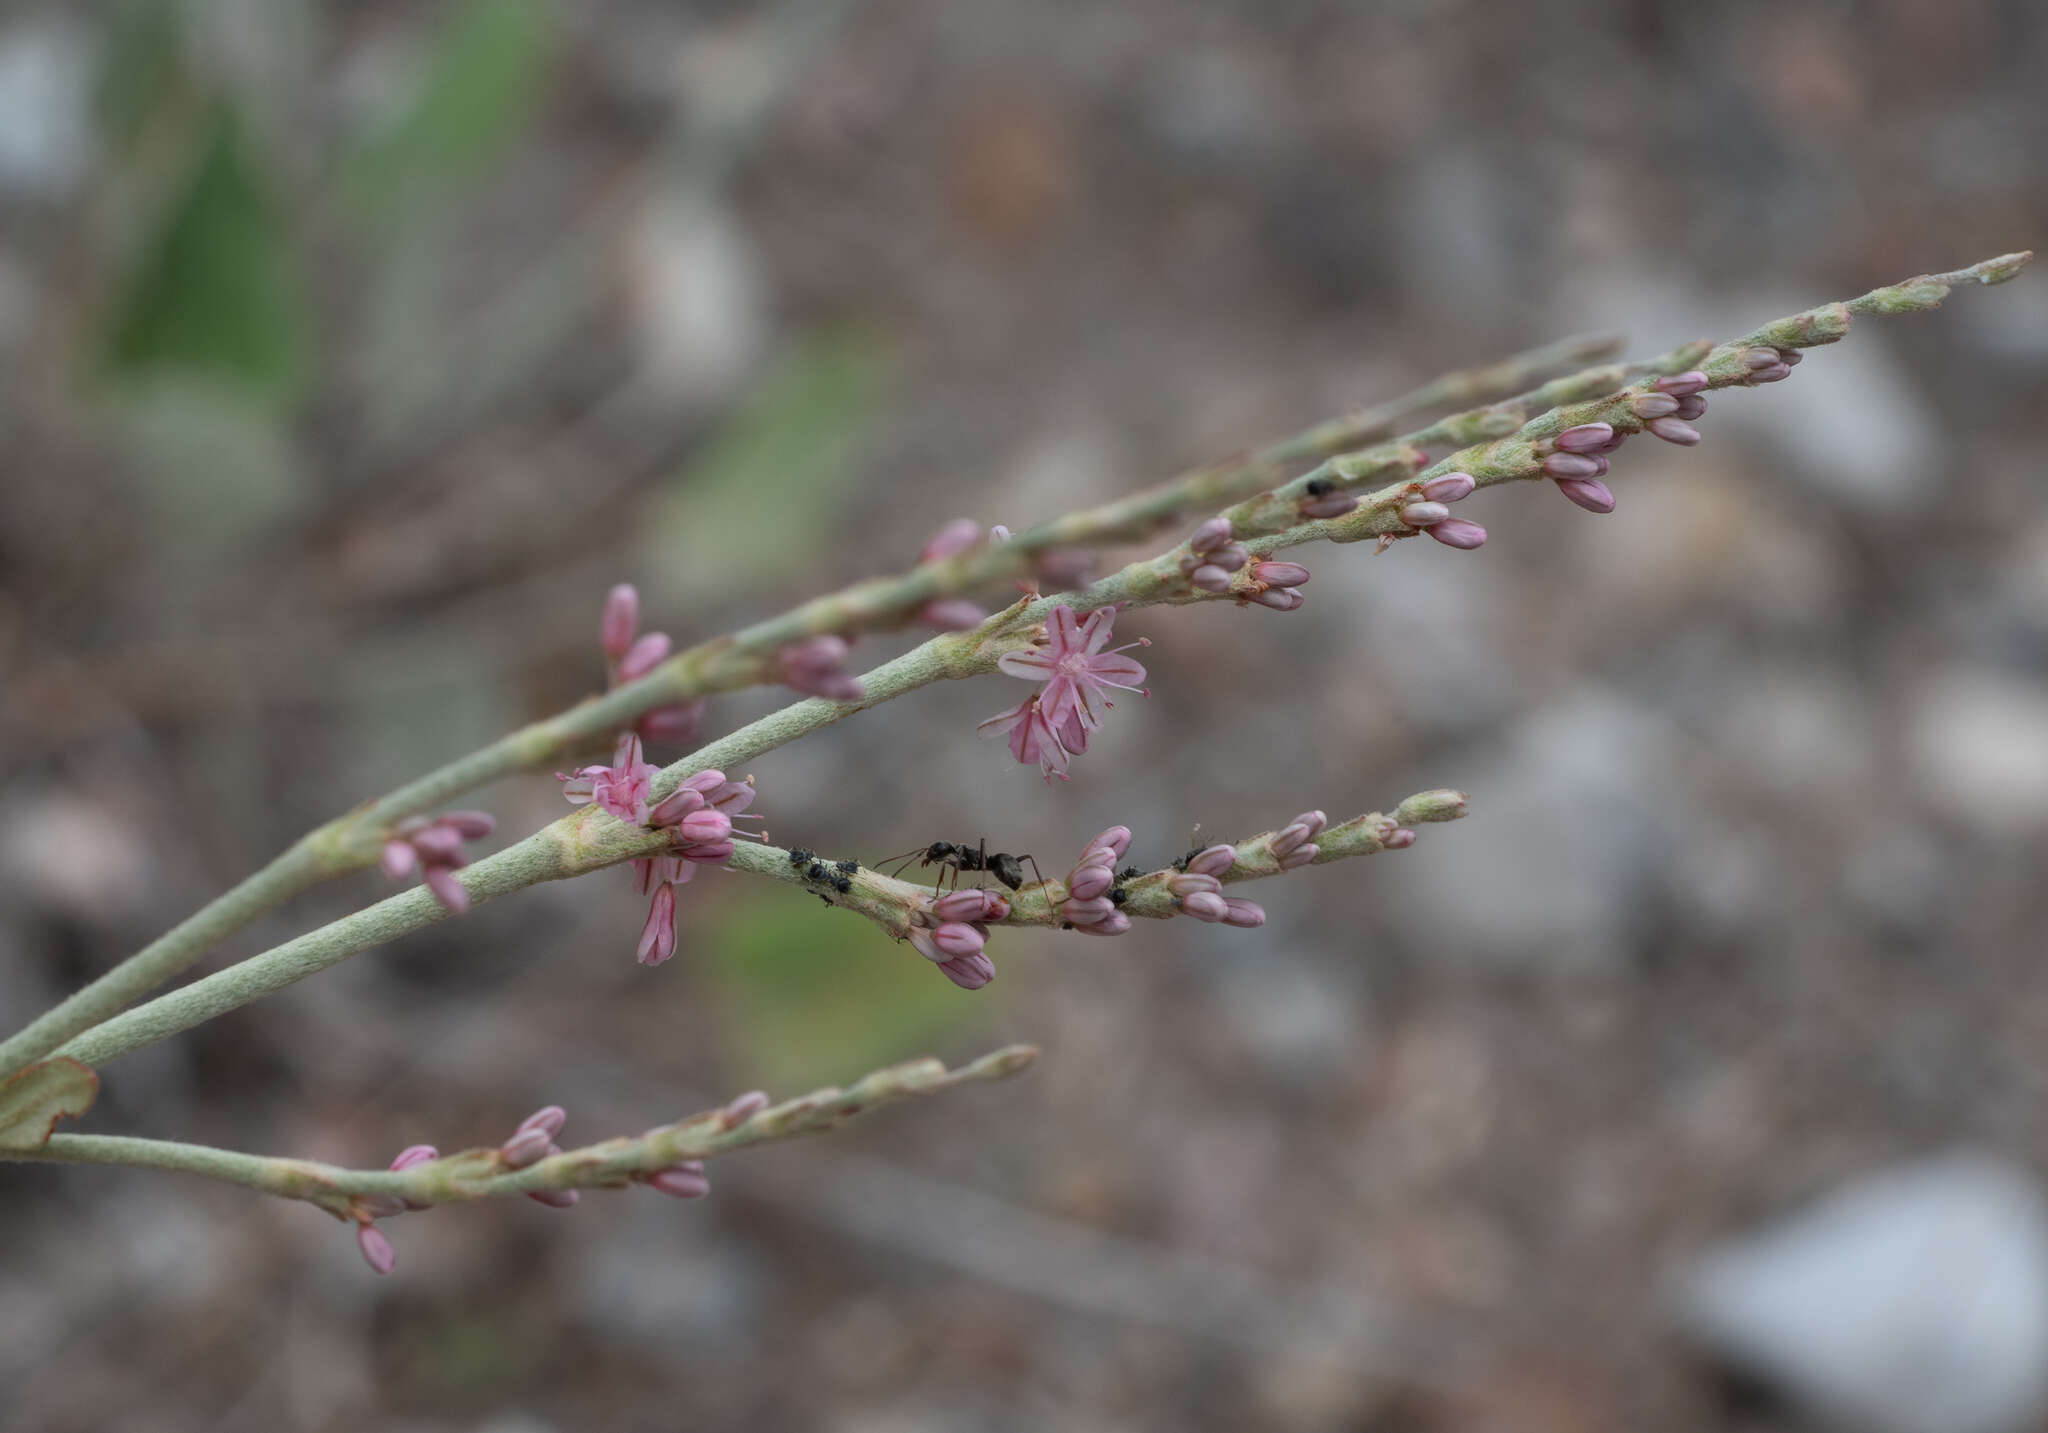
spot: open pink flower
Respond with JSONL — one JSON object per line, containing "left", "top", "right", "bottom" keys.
{"left": 558, "top": 733, "right": 657, "bottom": 825}
{"left": 997, "top": 605, "right": 1148, "bottom": 731}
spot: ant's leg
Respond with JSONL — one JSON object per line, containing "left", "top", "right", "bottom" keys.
{"left": 1022, "top": 854, "right": 1053, "bottom": 909}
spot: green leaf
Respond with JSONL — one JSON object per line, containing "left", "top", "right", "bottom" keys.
{"left": 102, "top": 111, "right": 306, "bottom": 405}
{"left": 346, "top": 0, "right": 551, "bottom": 217}
{"left": 0, "top": 1057, "right": 98, "bottom": 1151}
{"left": 702, "top": 888, "right": 975, "bottom": 1091}
{"left": 651, "top": 330, "right": 889, "bottom": 597}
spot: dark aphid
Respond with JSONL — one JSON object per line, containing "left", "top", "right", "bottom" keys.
{"left": 807, "top": 862, "right": 829, "bottom": 882}
{"left": 832, "top": 875, "right": 853, "bottom": 894}
{"left": 834, "top": 858, "right": 858, "bottom": 874}
{"left": 1119, "top": 864, "right": 1143, "bottom": 881}
{"left": 1172, "top": 847, "right": 1205, "bottom": 872}
{"left": 1304, "top": 477, "right": 1333, "bottom": 497}
{"left": 1109, "top": 887, "right": 1127, "bottom": 906}
{"left": 788, "top": 848, "right": 814, "bottom": 866}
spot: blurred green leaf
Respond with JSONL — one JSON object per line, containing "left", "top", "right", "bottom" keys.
{"left": 652, "top": 330, "right": 889, "bottom": 595}
{"left": 110, "top": 377, "right": 305, "bottom": 546}
{"left": 346, "top": 0, "right": 551, "bottom": 217}
{"left": 0, "top": 1057, "right": 97, "bottom": 1152}
{"left": 94, "top": 0, "right": 186, "bottom": 155}
{"left": 702, "top": 887, "right": 974, "bottom": 1090}
{"left": 102, "top": 111, "right": 305, "bottom": 405}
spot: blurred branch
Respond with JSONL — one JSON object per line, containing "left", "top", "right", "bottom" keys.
{"left": 7, "top": 1045, "right": 1037, "bottom": 1220}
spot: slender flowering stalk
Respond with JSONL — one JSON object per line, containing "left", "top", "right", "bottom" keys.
{"left": 3, "top": 256, "right": 2029, "bottom": 1276}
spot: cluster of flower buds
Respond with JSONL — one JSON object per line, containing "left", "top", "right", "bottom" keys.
{"left": 632, "top": 768, "right": 757, "bottom": 967}
{"left": 917, "top": 519, "right": 993, "bottom": 631}
{"left": 352, "top": 1096, "right": 739, "bottom": 1273}
{"left": 1180, "top": 517, "right": 1252, "bottom": 593}
{"left": 1162, "top": 841, "right": 1251, "bottom": 926}
{"left": 1397, "top": 471, "right": 1487, "bottom": 549}
{"left": 599, "top": 584, "right": 706, "bottom": 748}
{"left": 1543, "top": 424, "right": 1624, "bottom": 514}
{"left": 381, "top": 811, "right": 495, "bottom": 914}
{"left": 907, "top": 886, "right": 1008, "bottom": 989}
{"left": 776, "top": 635, "right": 865, "bottom": 702}
{"left": 1062, "top": 825, "right": 1135, "bottom": 935}
{"left": 1244, "top": 561, "right": 1311, "bottom": 612}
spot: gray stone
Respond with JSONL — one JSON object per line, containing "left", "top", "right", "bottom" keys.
{"left": 1679, "top": 1153, "right": 2048, "bottom": 1433}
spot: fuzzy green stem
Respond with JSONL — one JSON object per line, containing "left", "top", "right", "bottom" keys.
{"left": 7, "top": 1045, "right": 1037, "bottom": 1216}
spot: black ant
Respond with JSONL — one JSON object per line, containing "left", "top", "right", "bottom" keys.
{"left": 880, "top": 839, "right": 1049, "bottom": 898}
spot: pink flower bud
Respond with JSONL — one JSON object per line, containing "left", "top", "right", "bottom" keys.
{"left": 358, "top": 1193, "right": 408, "bottom": 1220}
{"left": 1060, "top": 896, "right": 1116, "bottom": 925}
{"left": 1646, "top": 417, "right": 1701, "bottom": 446}
{"left": 1401, "top": 501, "right": 1450, "bottom": 528}
{"left": 1555, "top": 478, "right": 1617, "bottom": 514}
{"left": 1426, "top": 518, "right": 1487, "bottom": 550}
{"left": 1631, "top": 392, "right": 1679, "bottom": 419}
{"left": 516, "top": 1106, "right": 568, "bottom": 1140}
{"left": 1293, "top": 811, "right": 1329, "bottom": 836}
{"left": 357, "top": 1223, "right": 397, "bottom": 1276}
{"left": 1270, "top": 822, "right": 1314, "bottom": 857}
{"left": 920, "top": 518, "right": 983, "bottom": 563}
{"left": 934, "top": 889, "right": 1001, "bottom": 922}
{"left": 680, "top": 839, "right": 734, "bottom": 864}
{"left": 646, "top": 1166, "right": 712, "bottom": 1199}
{"left": 1742, "top": 347, "right": 1781, "bottom": 370}
{"left": 933, "top": 922, "right": 986, "bottom": 958}
{"left": 389, "top": 1144, "right": 439, "bottom": 1171}
{"left": 1221, "top": 898, "right": 1266, "bottom": 928}
{"left": 1065, "top": 866, "right": 1115, "bottom": 901}
{"left": 1673, "top": 393, "right": 1707, "bottom": 421}
{"left": 1383, "top": 827, "right": 1418, "bottom": 849}
{"left": 1187, "top": 844, "right": 1236, "bottom": 876}
{"left": 601, "top": 584, "right": 640, "bottom": 662}
{"left": 1253, "top": 562, "right": 1311, "bottom": 588}
{"left": 617, "top": 631, "right": 673, "bottom": 683}
{"left": 638, "top": 699, "right": 706, "bottom": 746}
{"left": 423, "top": 866, "right": 470, "bottom": 914}
{"left": 908, "top": 929, "right": 945, "bottom": 963}
{"left": 921, "top": 599, "right": 989, "bottom": 631}
{"left": 1278, "top": 843, "right": 1319, "bottom": 869}
{"left": 1253, "top": 588, "right": 1305, "bottom": 612}
{"left": 499, "top": 1127, "right": 554, "bottom": 1170}
{"left": 1543, "top": 452, "right": 1604, "bottom": 480}
{"left": 1191, "top": 565, "right": 1233, "bottom": 592}
{"left": 439, "top": 811, "right": 496, "bottom": 840}
{"left": 1554, "top": 423, "right": 1614, "bottom": 453}
{"left": 637, "top": 883, "right": 678, "bottom": 967}
{"left": 1299, "top": 491, "right": 1359, "bottom": 520}
{"left": 720, "top": 1091, "right": 770, "bottom": 1129}
{"left": 1169, "top": 871, "right": 1221, "bottom": 897}
{"left": 1751, "top": 362, "right": 1793, "bottom": 383}
{"left": 526, "top": 1188, "right": 579, "bottom": 1209}
{"left": 1071, "top": 911, "right": 1133, "bottom": 936}
{"left": 381, "top": 840, "right": 419, "bottom": 880}
{"left": 1087, "top": 827, "right": 1133, "bottom": 863}
{"left": 408, "top": 825, "right": 467, "bottom": 863}
{"left": 648, "top": 787, "right": 706, "bottom": 827}
{"left": 1779, "top": 348, "right": 1803, "bottom": 366}
{"left": 1654, "top": 370, "right": 1710, "bottom": 397}
{"left": 1422, "top": 472, "right": 1477, "bottom": 503}
{"left": 1210, "top": 543, "right": 1249, "bottom": 572}
{"left": 675, "top": 809, "right": 731, "bottom": 846}
{"left": 939, "top": 951, "right": 996, "bottom": 989}
{"left": 1189, "top": 517, "right": 1234, "bottom": 553}
{"left": 1180, "top": 890, "right": 1228, "bottom": 922}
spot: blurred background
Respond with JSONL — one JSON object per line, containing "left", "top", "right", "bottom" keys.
{"left": 2, "top": 1, "right": 2046, "bottom": 1429}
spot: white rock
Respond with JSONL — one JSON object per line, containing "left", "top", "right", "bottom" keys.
{"left": 1909, "top": 667, "right": 2048, "bottom": 831}
{"left": 1386, "top": 692, "right": 1680, "bottom": 965}
{"left": 1679, "top": 1153, "right": 2048, "bottom": 1433}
